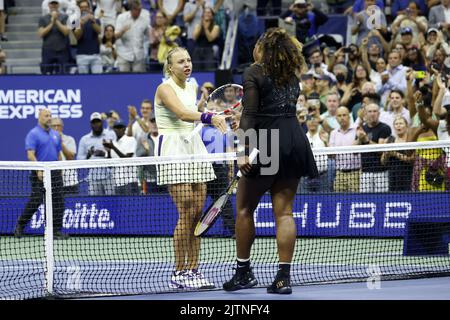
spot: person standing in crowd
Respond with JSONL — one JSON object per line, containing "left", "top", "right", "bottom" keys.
{"left": 14, "top": 109, "right": 66, "bottom": 239}
{"left": 298, "top": 115, "right": 328, "bottom": 193}
{"left": 377, "top": 51, "right": 408, "bottom": 104}
{"left": 0, "top": 0, "right": 7, "bottom": 41}
{"left": 100, "top": 24, "right": 117, "bottom": 72}
{"left": 149, "top": 10, "right": 168, "bottom": 70}
{"left": 381, "top": 116, "right": 414, "bottom": 191}
{"left": 77, "top": 112, "right": 116, "bottom": 195}
{"left": 280, "top": 0, "right": 328, "bottom": 44}
{"left": 136, "top": 116, "right": 161, "bottom": 194}
{"left": 329, "top": 106, "right": 361, "bottom": 192}
{"left": 307, "top": 47, "right": 337, "bottom": 83}
{"left": 157, "top": 0, "right": 185, "bottom": 25}
{"left": 223, "top": 28, "right": 318, "bottom": 294}
{"left": 320, "top": 92, "right": 343, "bottom": 133}
{"left": 95, "top": 0, "right": 121, "bottom": 29}
{"left": 408, "top": 86, "right": 447, "bottom": 191}
{"left": 38, "top": 0, "right": 71, "bottom": 74}
{"left": 50, "top": 117, "right": 79, "bottom": 195}
{"left": 355, "top": 103, "right": 392, "bottom": 192}
{"left": 154, "top": 47, "right": 228, "bottom": 289}
{"left": 127, "top": 100, "right": 158, "bottom": 193}
{"left": 74, "top": 0, "right": 103, "bottom": 74}
{"left": 391, "top": 1, "right": 428, "bottom": 45}
{"left": 184, "top": 0, "right": 205, "bottom": 53}
{"left": 0, "top": 45, "right": 6, "bottom": 74}
{"left": 115, "top": 0, "right": 150, "bottom": 72}
{"left": 103, "top": 120, "right": 139, "bottom": 195}
{"left": 351, "top": 0, "right": 387, "bottom": 46}
{"left": 192, "top": 6, "right": 221, "bottom": 71}
{"left": 382, "top": 89, "right": 411, "bottom": 135}
{"left": 428, "top": 0, "right": 450, "bottom": 39}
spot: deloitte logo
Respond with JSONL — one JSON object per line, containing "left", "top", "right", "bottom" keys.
{"left": 30, "top": 203, "right": 115, "bottom": 230}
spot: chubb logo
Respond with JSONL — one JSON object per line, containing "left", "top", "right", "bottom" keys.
{"left": 0, "top": 89, "right": 83, "bottom": 119}
{"left": 31, "top": 203, "right": 115, "bottom": 230}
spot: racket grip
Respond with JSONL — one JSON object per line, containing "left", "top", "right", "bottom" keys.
{"left": 184, "top": 123, "right": 204, "bottom": 143}
{"left": 237, "top": 148, "right": 259, "bottom": 178}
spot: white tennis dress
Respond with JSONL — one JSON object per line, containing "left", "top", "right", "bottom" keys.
{"left": 154, "top": 77, "right": 216, "bottom": 185}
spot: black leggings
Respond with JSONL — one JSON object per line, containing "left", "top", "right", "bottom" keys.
{"left": 17, "top": 171, "right": 65, "bottom": 232}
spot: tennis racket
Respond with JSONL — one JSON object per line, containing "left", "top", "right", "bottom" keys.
{"left": 194, "top": 148, "right": 260, "bottom": 237}
{"left": 184, "top": 83, "right": 243, "bottom": 143}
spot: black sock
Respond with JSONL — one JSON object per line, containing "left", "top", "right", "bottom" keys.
{"left": 278, "top": 263, "right": 291, "bottom": 276}
{"left": 236, "top": 259, "right": 250, "bottom": 273}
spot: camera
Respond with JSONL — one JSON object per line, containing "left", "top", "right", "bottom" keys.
{"left": 343, "top": 47, "right": 352, "bottom": 54}
{"left": 430, "top": 61, "right": 440, "bottom": 71}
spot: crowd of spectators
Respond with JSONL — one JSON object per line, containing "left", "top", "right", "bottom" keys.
{"left": 292, "top": 0, "right": 450, "bottom": 193}
{"left": 33, "top": 0, "right": 233, "bottom": 74}
{"left": 14, "top": 0, "right": 450, "bottom": 193}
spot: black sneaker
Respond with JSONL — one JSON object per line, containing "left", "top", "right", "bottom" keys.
{"left": 223, "top": 268, "right": 258, "bottom": 291}
{"left": 267, "top": 272, "right": 292, "bottom": 294}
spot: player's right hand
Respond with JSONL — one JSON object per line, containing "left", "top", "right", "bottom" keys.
{"left": 211, "top": 114, "right": 229, "bottom": 134}
{"left": 237, "top": 156, "right": 252, "bottom": 175}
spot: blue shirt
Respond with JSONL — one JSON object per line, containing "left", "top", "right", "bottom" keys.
{"left": 77, "top": 18, "right": 101, "bottom": 55}
{"left": 25, "top": 125, "right": 61, "bottom": 161}
{"left": 352, "top": 0, "right": 384, "bottom": 13}
{"left": 391, "top": 0, "right": 427, "bottom": 16}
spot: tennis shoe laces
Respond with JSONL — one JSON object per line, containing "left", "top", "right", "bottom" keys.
{"left": 169, "top": 270, "right": 187, "bottom": 289}
{"left": 184, "top": 269, "right": 215, "bottom": 289}
{"left": 223, "top": 267, "right": 258, "bottom": 291}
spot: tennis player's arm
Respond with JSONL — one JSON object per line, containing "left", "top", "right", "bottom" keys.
{"left": 156, "top": 84, "right": 203, "bottom": 122}
{"left": 238, "top": 67, "right": 259, "bottom": 154}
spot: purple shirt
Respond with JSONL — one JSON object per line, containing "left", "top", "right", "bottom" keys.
{"left": 329, "top": 126, "right": 361, "bottom": 170}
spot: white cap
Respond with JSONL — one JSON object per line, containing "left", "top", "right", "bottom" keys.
{"left": 294, "top": 0, "right": 307, "bottom": 4}
{"left": 90, "top": 112, "right": 102, "bottom": 121}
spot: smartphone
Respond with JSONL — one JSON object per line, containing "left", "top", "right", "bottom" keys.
{"left": 343, "top": 47, "right": 352, "bottom": 54}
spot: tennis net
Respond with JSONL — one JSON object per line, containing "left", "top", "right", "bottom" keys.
{"left": 1, "top": 140, "right": 450, "bottom": 299}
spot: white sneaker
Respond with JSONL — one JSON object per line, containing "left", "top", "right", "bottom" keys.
{"left": 169, "top": 270, "right": 187, "bottom": 289}
{"left": 184, "top": 269, "right": 215, "bottom": 289}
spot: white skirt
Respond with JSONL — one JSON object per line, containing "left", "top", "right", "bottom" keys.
{"left": 0, "top": 0, "right": 4, "bottom": 11}
{"left": 155, "top": 130, "right": 216, "bottom": 185}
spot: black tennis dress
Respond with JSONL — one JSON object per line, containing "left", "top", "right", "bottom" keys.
{"left": 239, "top": 64, "right": 319, "bottom": 179}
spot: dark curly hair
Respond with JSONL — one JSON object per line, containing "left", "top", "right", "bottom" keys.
{"left": 257, "top": 27, "right": 306, "bottom": 87}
